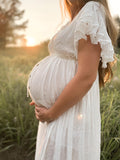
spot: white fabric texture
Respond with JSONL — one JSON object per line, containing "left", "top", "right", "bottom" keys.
{"left": 26, "top": 1, "right": 115, "bottom": 160}
{"left": 73, "top": 1, "right": 115, "bottom": 68}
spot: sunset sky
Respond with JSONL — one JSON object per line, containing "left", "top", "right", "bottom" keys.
{"left": 20, "top": 0, "right": 120, "bottom": 46}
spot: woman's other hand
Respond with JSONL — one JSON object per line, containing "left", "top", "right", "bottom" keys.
{"left": 35, "top": 104, "right": 56, "bottom": 123}
{"left": 29, "top": 101, "right": 56, "bottom": 123}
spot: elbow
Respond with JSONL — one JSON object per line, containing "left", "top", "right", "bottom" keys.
{"left": 76, "top": 71, "right": 97, "bottom": 86}
{"left": 87, "top": 73, "right": 97, "bottom": 85}
{"left": 88, "top": 76, "right": 96, "bottom": 86}
{"left": 84, "top": 75, "right": 96, "bottom": 87}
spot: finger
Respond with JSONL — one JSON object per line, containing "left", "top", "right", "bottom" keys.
{"left": 36, "top": 106, "right": 48, "bottom": 111}
{"left": 35, "top": 109, "right": 41, "bottom": 116}
{"left": 35, "top": 105, "right": 40, "bottom": 110}
{"left": 35, "top": 107, "right": 45, "bottom": 113}
{"left": 35, "top": 104, "right": 40, "bottom": 107}
{"left": 35, "top": 105, "right": 43, "bottom": 109}
{"left": 35, "top": 114, "right": 39, "bottom": 120}
{"left": 35, "top": 108, "right": 48, "bottom": 122}
{"left": 34, "top": 108, "right": 46, "bottom": 122}
{"left": 35, "top": 106, "right": 40, "bottom": 111}
{"left": 35, "top": 105, "right": 47, "bottom": 109}
{"left": 35, "top": 110, "right": 45, "bottom": 120}
{"left": 35, "top": 113, "right": 44, "bottom": 121}
{"left": 35, "top": 108, "right": 43, "bottom": 114}
{"left": 36, "top": 114, "right": 45, "bottom": 122}
{"left": 35, "top": 104, "right": 41, "bottom": 107}
{"left": 29, "top": 101, "right": 35, "bottom": 106}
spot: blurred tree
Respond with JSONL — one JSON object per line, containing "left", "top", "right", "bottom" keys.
{"left": 0, "top": 0, "right": 28, "bottom": 48}
{"left": 114, "top": 16, "right": 120, "bottom": 48}
{"left": 21, "top": 37, "right": 27, "bottom": 47}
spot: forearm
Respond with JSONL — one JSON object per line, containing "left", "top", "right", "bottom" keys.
{"left": 49, "top": 72, "right": 96, "bottom": 119}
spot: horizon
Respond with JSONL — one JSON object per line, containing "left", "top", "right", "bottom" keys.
{"left": 17, "top": 0, "right": 120, "bottom": 47}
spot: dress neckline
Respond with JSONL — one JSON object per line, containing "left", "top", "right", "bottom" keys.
{"left": 67, "top": 1, "right": 100, "bottom": 26}
{"left": 49, "top": 1, "right": 100, "bottom": 41}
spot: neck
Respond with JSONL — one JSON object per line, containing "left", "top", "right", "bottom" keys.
{"left": 70, "top": 3, "right": 84, "bottom": 20}
{"left": 70, "top": 7, "right": 77, "bottom": 20}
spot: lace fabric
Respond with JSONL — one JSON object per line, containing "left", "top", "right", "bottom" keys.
{"left": 74, "top": 1, "right": 115, "bottom": 68}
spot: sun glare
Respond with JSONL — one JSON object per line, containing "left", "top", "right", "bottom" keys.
{"left": 26, "top": 37, "right": 36, "bottom": 47}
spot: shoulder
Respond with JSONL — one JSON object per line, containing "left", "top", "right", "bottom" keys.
{"left": 82, "top": 1, "right": 104, "bottom": 10}
{"left": 75, "top": 1, "right": 106, "bottom": 25}
{"left": 78, "top": 1, "right": 105, "bottom": 18}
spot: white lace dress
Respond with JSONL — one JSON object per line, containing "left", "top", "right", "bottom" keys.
{"left": 27, "top": 1, "right": 115, "bottom": 160}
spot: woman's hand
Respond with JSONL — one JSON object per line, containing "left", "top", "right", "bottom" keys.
{"left": 29, "top": 101, "right": 56, "bottom": 123}
{"left": 35, "top": 105, "right": 54, "bottom": 123}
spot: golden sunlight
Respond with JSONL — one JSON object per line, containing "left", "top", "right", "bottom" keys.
{"left": 77, "top": 114, "right": 83, "bottom": 120}
{"left": 26, "top": 37, "right": 36, "bottom": 47}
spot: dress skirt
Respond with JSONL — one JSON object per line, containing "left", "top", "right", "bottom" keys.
{"left": 27, "top": 54, "right": 101, "bottom": 160}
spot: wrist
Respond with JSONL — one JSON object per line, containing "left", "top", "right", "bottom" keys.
{"left": 48, "top": 108, "right": 59, "bottom": 121}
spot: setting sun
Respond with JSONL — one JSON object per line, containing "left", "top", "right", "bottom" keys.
{"left": 26, "top": 37, "right": 36, "bottom": 47}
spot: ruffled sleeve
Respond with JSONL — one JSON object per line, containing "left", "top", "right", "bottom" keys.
{"left": 74, "top": 1, "right": 115, "bottom": 68}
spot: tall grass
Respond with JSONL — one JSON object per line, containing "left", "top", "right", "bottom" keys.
{"left": 0, "top": 43, "right": 120, "bottom": 160}
{"left": 0, "top": 42, "right": 49, "bottom": 160}
{"left": 100, "top": 52, "right": 120, "bottom": 160}
{"left": 100, "top": 86, "right": 120, "bottom": 160}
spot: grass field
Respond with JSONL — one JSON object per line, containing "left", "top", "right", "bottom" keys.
{"left": 0, "top": 41, "right": 120, "bottom": 160}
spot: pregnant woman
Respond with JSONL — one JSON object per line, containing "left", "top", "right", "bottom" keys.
{"left": 27, "top": 0, "right": 118, "bottom": 159}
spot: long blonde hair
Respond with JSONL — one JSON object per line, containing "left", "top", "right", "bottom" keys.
{"left": 59, "top": 0, "right": 118, "bottom": 88}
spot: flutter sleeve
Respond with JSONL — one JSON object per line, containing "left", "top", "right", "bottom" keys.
{"left": 74, "top": 1, "right": 115, "bottom": 68}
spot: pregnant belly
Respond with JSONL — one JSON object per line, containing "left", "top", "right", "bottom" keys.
{"left": 27, "top": 54, "right": 77, "bottom": 108}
